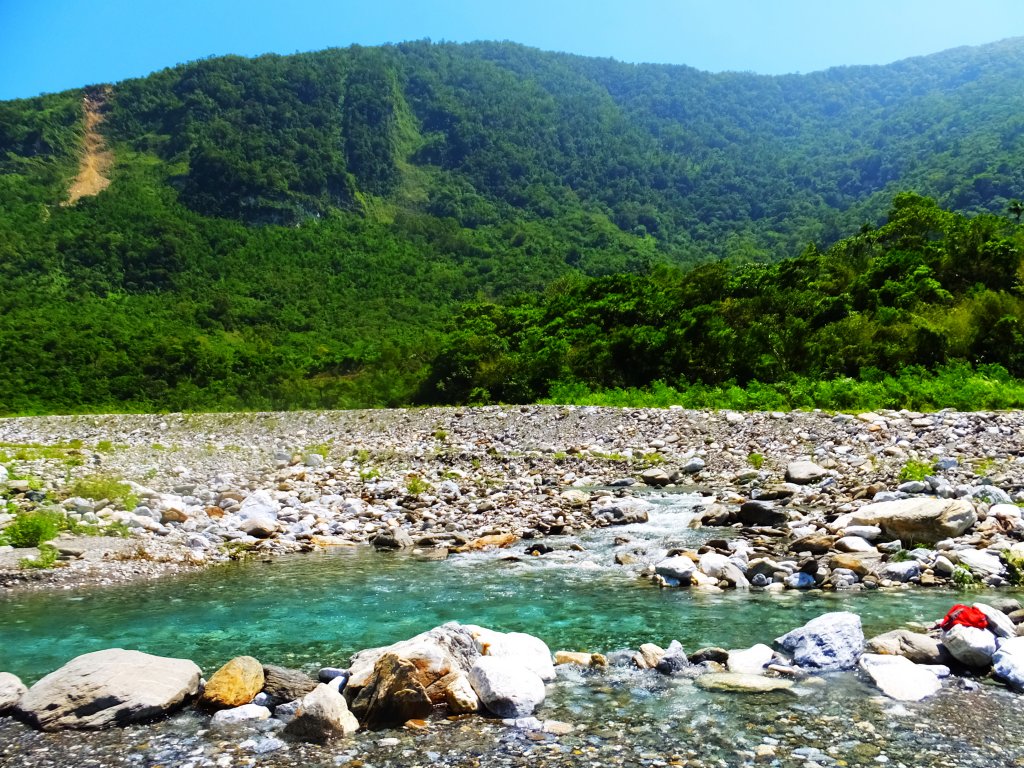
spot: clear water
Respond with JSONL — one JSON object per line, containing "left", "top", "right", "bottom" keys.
{"left": 2, "top": 492, "right": 1023, "bottom": 767}
{"left": 0, "top": 493, "right": 981, "bottom": 682}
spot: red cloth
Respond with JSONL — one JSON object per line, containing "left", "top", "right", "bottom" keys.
{"left": 938, "top": 604, "right": 988, "bottom": 631}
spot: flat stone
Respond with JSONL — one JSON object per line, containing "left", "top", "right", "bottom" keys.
{"left": 785, "top": 461, "right": 827, "bottom": 484}
{"left": 211, "top": 703, "right": 272, "bottom": 725}
{"left": 859, "top": 654, "right": 942, "bottom": 701}
{"left": 693, "top": 673, "right": 794, "bottom": 693}
{"left": 16, "top": 649, "right": 201, "bottom": 730}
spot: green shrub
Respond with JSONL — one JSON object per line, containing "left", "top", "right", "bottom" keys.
{"left": 952, "top": 564, "right": 980, "bottom": 588}
{"left": 405, "top": 475, "right": 429, "bottom": 495}
{"left": 67, "top": 474, "right": 139, "bottom": 510}
{"left": 898, "top": 459, "right": 933, "bottom": 482}
{"left": 747, "top": 452, "right": 765, "bottom": 469}
{"left": 19, "top": 543, "right": 59, "bottom": 569}
{"left": 4, "top": 509, "right": 64, "bottom": 547}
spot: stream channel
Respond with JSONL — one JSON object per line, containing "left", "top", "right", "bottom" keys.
{"left": 2, "top": 492, "right": 1023, "bottom": 767}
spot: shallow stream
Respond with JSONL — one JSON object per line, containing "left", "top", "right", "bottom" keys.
{"left": 2, "top": 493, "right": 1022, "bottom": 767}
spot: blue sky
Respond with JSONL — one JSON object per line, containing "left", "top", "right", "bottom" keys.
{"left": 2, "top": 0, "right": 1023, "bottom": 100}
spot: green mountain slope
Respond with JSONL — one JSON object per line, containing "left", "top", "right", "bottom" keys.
{"left": 1, "top": 39, "right": 1023, "bottom": 413}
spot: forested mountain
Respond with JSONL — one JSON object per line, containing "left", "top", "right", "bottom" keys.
{"left": 1, "top": 39, "right": 1023, "bottom": 413}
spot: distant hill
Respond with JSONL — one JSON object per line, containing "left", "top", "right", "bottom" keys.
{"left": 0, "top": 39, "right": 1022, "bottom": 413}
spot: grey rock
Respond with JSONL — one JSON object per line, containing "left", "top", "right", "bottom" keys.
{"left": 897, "top": 481, "right": 929, "bottom": 494}
{"left": 371, "top": 528, "right": 414, "bottom": 550}
{"left": 776, "top": 612, "right": 864, "bottom": 671}
{"left": 680, "top": 457, "right": 706, "bottom": 474}
{"left": 284, "top": 684, "right": 359, "bottom": 742}
{"left": 640, "top": 468, "right": 671, "bottom": 487}
{"left": 785, "top": 461, "right": 827, "bottom": 485}
{"left": 957, "top": 549, "right": 1004, "bottom": 578}
{"left": 16, "top": 649, "right": 201, "bottom": 730}
{"left": 262, "top": 664, "right": 318, "bottom": 706}
{"left": 693, "top": 673, "right": 794, "bottom": 693}
{"left": 738, "top": 501, "right": 787, "bottom": 527}
{"left": 865, "top": 630, "right": 949, "bottom": 665}
{"left": 468, "top": 657, "right": 546, "bottom": 718}
{"left": 879, "top": 560, "right": 920, "bottom": 582}
{"left": 971, "top": 486, "right": 1012, "bottom": 505}
{"left": 942, "top": 624, "right": 997, "bottom": 668}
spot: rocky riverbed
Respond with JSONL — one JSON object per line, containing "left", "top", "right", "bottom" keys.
{"left": 2, "top": 405, "right": 1024, "bottom": 594}
{"left": 5, "top": 406, "right": 1024, "bottom": 765}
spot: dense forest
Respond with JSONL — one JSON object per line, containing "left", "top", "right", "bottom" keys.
{"left": 1, "top": 39, "right": 1023, "bottom": 413}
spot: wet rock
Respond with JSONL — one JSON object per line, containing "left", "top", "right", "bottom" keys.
{"left": 211, "top": 703, "right": 272, "bottom": 725}
{"left": 349, "top": 652, "right": 432, "bottom": 728}
{"left": 785, "top": 461, "right": 827, "bottom": 484}
{"left": 0, "top": 672, "right": 26, "bottom": 713}
{"left": 776, "top": 612, "right": 864, "bottom": 671}
{"left": 859, "top": 654, "right": 942, "bottom": 701}
{"left": 655, "top": 556, "right": 695, "bottom": 583}
{"left": 785, "top": 572, "right": 816, "bottom": 589}
{"left": 261, "top": 664, "right": 318, "bottom": 706}
{"left": 850, "top": 498, "right": 976, "bottom": 545}
{"left": 942, "top": 624, "right": 996, "bottom": 668}
{"left": 468, "top": 657, "right": 546, "bottom": 718}
{"left": 688, "top": 647, "right": 730, "bottom": 665}
{"left": 693, "top": 672, "right": 794, "bottom": 693}
{"left": 865, "top": 630, "right": 949, "bottom": 665}
{"left": 16, "top": 649, "right": 201, "bottom": 730}
{"left": 789, "top": 534, "right": 836, "bottom": 555}
{"left": 655, "top": 642, "right": 689, "bottom": 676}
{"left": 201, "top": 656, "right": 265, "bottom": 709}
{"left": 371, "top": 528, "right": 414, "bottom": 550}
{"left": 284, "top": 683, "right": 359, "bottom": 741}
{"left": 594, "top": 499, "right": 651, "bottom": 525}
{"left": 554, "top": 651, "right": 605, "bottom": 668}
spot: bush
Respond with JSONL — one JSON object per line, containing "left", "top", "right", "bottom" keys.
{"left": 67, "top": 474, "right": 139, "bottom": 510}
{"left": 4, "top": 509, "right": 64, "bottom": 547}
{"left": 19, "top": 543, "right": 59, "bottom": 569}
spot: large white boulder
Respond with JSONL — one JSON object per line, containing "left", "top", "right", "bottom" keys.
{"left": 16, "top": 649, "right": 201, "bottom": 730}
{"left": 859, "top": 654, "right": 942, "bottom": 701}
{"left": 468, "top": 657, "right": 545, "bottom": 718}
{"left": 464, "top": 625, "right": 555, "bottom": 682}
{"left": 775, "top": 612, "right": 864, "bottom": 671}
{"left": 942, "top": 624, "right": 997, "bottom": 668}
{"left": 849, "top": 498, "right": 975, "bottom": 545}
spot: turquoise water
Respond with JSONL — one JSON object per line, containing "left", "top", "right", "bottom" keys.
{"left": 0, "top": 493, "right": 982, "bottom": 683}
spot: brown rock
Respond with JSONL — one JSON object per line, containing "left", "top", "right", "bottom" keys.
{"left": 829, "top": 552, "right": 881, "bottom": 577}
{"left": 865, "top": 630, "right": 950, "bottom": 665}
{"left": 554, "top": 651, "right": 606, "bottom": 667}
{"left": 349, "top": 653, "right": 433, "bottom": 728}
{"left": 284, "top": 683, "right": 358, "bottom": 742}
{"left": 788, "top": 534, "right": 836, "bottom": 555}
{"left": 635, "top": 643, "right": 666, "bottom": 669}
{"left": 465, "top": 533, "right": 519, "bottom": 550}
{"left": 201, "top": 656, "right": 265, "bottom": 709}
